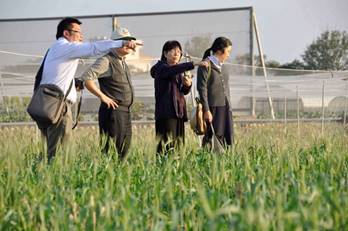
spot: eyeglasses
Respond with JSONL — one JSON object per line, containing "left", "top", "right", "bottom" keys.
{"left": 168, "top": 49, "right": 182, "bottom": 55}
{"left": 68, "top": 29, "right": 82, "bottom": 35}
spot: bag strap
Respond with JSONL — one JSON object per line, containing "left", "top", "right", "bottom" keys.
{"left": 34, "top": 49, "right": 73, "bottom": 100}
{"left": 33, "top": 50, "right": 49, "bottom": 91}
{"left": 191, "top": 60, "right": 212, "bottom": 108}
{"left": 207, "top": 61, "right": 212, "bottom": 81}
{"left": 72, "top": 90, "right": 83, "bottom": 130}
{"left": 64, "top": 79, "right": 74, "bottom": 101}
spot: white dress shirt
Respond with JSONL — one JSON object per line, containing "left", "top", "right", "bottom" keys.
{"left": 40, "top": 37, "right": 124, "bottom": 103}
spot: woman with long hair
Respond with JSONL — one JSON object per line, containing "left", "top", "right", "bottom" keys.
{"left": 197, "top": 37, "right": 234, "bottom": 150}
{"left": 150, "top": 40, "right": 208, "bottom": 155}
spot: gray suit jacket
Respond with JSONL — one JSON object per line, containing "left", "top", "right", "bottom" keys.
{"left": 197, "top": 61, "right": 231, "bottom": 111}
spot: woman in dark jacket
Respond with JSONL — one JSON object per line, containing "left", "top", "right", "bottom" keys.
{"left": 150, "top": 40, "right": 208, "bottom": 155}
{"left": 197, "top": 37, "right": 233, "bottom": 149}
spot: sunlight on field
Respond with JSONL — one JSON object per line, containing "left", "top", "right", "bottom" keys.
{"left": 0, "top": 124, "right": 347, "bottom": 230}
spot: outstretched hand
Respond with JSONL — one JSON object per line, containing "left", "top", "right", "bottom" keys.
{"left": 194, "top": 60, "right": 209, "bottom": 68}
{"left": 123, "top": 40, "right": 143, "bottom": 51}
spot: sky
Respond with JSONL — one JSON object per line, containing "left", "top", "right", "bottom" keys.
{"left": 0, "top": 0, "right": 347, "bottom": 63}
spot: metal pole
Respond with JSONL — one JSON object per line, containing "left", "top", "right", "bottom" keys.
{"left": 321, "top": 81, "right": 325, "bottom": 136}
{"left": 252, "top": 12, "right": 275, "bottom": 119}
{"left": 251, "top": 68, "right": 256, "bottom": 117}
{"left": 250, "top": 7, "right": 255, "bottom": 117}
{"left": 112, "top": 16, "right": 119, "bottom": 31}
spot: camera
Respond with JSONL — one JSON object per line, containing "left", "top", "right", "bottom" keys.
{"left": 74, "top": 78, "right": 84, "bottom": 90}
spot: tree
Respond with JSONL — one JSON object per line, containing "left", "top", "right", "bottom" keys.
{"left": 302, "top": 30, "right": 348, "bottom": 70}
{"left": 184, "top": 35, "right": 212, "bottom": 59}
{"left": 265, "top": 60, "right": 281, "bottom": 68}
{"left": 279, "top": 59, "right": 305, "bottom": 70}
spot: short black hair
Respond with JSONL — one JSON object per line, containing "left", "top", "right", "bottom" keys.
{"left": 56, "top": 17, "right": 82, "bottom": 40}
{"left": 160, "top": 40, "right": 182, "bottom": 62}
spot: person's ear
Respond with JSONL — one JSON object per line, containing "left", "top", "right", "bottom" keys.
{"left": 216, "top": 50, "right": 223, "bottom": 55}
{"left": 63, "top": 30, "right": 70, "bottom": 39}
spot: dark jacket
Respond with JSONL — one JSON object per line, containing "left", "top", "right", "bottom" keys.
{"left": 150, "top": 60, "right": 194, "bottom": 121}
{"left": 98, "top": 52, "right": 134, "bottom": 111}
{"left": 197, "top": 61, "right": 231, "bottom": 111}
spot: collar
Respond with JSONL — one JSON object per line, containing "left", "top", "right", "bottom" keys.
{"left": 208, "top": 55, "right": 222, "bottom": 69}
{"left": 57, "top": 37, "right": 68, "bottom": 43}
{"left": 57, "top": 37, "right": 82, "bottom": 44}
{"left": 111, "top": 49, "right": 125, "bottom": 61}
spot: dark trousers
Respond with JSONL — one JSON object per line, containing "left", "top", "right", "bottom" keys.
{"left": 155, "top": 118, "right": 185, "bottom": 155}
{"left": 99, "top": 107, "right": 132, "bottom": 160}
{"left": 36, "top": 103, "right": 72, "bottom": 162}
{"left": 203, "top": 104, "right": 233, "bottom": 148}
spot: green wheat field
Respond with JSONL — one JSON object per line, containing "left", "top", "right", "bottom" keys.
{"left": 0, "top": 123, "right": 347, "bottom": 230}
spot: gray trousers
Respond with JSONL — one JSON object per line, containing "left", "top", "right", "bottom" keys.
{"left": 98, "top": 107, "right": 132, "bottom": 160}
{"left": 37, "top": 103, "right": 73, "bottom": 162}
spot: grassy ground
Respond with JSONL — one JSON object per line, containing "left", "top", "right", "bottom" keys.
{"left": 0, "top": 123, "right": 347, "bottom": 230}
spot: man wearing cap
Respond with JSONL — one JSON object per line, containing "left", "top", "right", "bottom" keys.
{"left": 34, "top": 17, "right": 139, "bottom": 163}
{"left": 80, "top": 27, "right": 140, "bottom": 160}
